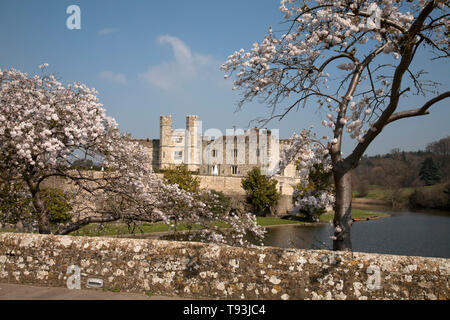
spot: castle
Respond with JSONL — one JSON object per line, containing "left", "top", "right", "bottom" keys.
{"left": 135, "top": 115, "right": 300, "bottom": 180}
{"left": 133, "top": 115, "right": 301, "bottom": 213}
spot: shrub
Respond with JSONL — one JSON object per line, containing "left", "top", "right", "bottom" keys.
{"left": 355, "top": 179, "right": 369, "bottom": 198}
{"left": 241, "top": 167, "right": 280, "bottom": 216}
{"left": 293, "top": 163, "right": 333, "bottom": 221}
{"left": 197, "top": 190, "right": 231, "bottom": 216}
{"left": 0, "top": 181, "right": 31, "bottom": 225}
{"left": 163, "top": 164, "right": 200, "bottom": 193}
{"left": 40, "top": 187, "right": 73, "bottom": 224}
{"left": 0, "top": 183, "right": 73, "bottom": 226}
{"left": 409, "top": 184, "right": 450, "bottom": 210}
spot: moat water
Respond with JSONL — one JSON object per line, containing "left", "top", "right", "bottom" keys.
{"left": 259, "top": 209, "right": 450, "bottom": 258}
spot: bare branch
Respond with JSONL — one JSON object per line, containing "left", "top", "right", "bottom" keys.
{"left": 55, "top": 213, "right": 121, "bottom": 235}
{"left": 386, "top": 91, "right": 450, "bottom": 124}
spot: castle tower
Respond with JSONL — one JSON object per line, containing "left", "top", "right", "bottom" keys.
{"left": 159, "top": 115, "right": 173, "bottom": 169}
{"left": 185, "top": 115, "right": 200, "bottom": 171}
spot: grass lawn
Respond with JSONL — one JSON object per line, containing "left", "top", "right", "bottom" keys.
{"left": 1, "top": 209, "right": 387, "bottom": 236}
{"left": 0, "top": 227, "right": 18, "bottom": 233}
{"left": 352, "top": 185, "right": 396, "bottom": 200}
{"left": 353, "top": 184, "right": 442, "bottom": 201}
{"left": 319, "top": 209, "right": 389, "bottom": 222}
{"left": 67, "top": 209, "right": 385, "bottom": 236}
{"left": 256, "top": 217, "right": 304, "bottom": 226}
{"left": 69, "top": 221, "right": 199, "bottom": 237}
{"left": 68, "top": 217, "right": 305, "bottom": 237}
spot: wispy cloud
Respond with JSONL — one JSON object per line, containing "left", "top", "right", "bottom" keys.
{"left": 139, "top": 35, "right": 216, "bottom": 91}
{"left": 99, "top": 71, "right": 127, "bottom": 84}
{"left": 98, "top": 28, "right": 116, "bottom": 36}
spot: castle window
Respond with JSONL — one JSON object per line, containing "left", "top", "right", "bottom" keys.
{"left": 233, "top": 149, "right": 238, "bottom": 157}
{"left": 256, "top": 148, "right": 260, "bottom": 157}
{"left": 174, "top": 137, "right": 183, "bottom": 143}
{"left": 174, "top": 151, "right": 183, "bottom": 160}
{"left": 231, "top": 165, "right": 238, "bottom": 175}
{"left": 212, "top": 149, "right": 217, "bottom": 157}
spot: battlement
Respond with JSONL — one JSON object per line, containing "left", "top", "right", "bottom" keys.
{"left": 160, "top": 115, "right": 172, "bottom": 126}
{"left": 141, "top": 114, "right": 299, "bottom": 178}
{"left": 186, "top": 115, "right": 198, "bottom": 125}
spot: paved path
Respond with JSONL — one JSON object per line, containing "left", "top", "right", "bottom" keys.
{"left": 0, "top": 283, "right": 188, "bottom": 300}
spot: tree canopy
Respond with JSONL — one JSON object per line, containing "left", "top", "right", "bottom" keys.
{"left": 419, "top": 157, "right": 441, "bottom": 185}
{"left": 0, "top": 66, "right": 264, "bottom": 247}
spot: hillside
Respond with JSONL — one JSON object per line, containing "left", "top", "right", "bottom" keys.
{"left": 351, "top": 136, "right": 450, "bottom": 209}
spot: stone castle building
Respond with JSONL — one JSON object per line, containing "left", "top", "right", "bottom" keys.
{"left": 135, "top": 115, "right": 300, "bottom": 180}
{"left": 134, "top": 115, "right": 302, "bottom": 213}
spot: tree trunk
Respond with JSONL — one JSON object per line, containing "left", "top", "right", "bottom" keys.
{"left": 333, "top": 169, "right": 353, "bottom": 251}
{"left": 25, "top": 176, "right": 51, "bottom": 234}
{"left": 32, "top": 196, "right": 51, "bottom": 234}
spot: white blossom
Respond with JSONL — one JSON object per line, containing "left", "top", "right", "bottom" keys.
{"left": 0, "top": 66, "right": 265, "bottom": 247}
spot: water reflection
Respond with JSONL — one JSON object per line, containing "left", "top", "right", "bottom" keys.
{"left": 262, "top": 224, "right": 332, "bottom": 250}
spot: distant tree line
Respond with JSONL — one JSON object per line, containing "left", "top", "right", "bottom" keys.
{"left": 352, "top": 136, "right": 450, "bottom": 209}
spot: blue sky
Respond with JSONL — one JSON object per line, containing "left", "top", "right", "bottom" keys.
{"left": 0, "top": 0, "right": 449, "bottom": 156}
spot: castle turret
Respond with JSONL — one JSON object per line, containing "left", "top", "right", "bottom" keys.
{"left": 185, "top": 115, "right": 200, "bottom": 171}
{"left": 159, "top": 115, "right": 173, "bottom": 169}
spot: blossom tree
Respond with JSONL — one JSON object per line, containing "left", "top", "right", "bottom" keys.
{"left": 222, "top": 0, "right": 449, "bottom": 250}
{"left": 0, "top": 66, "right": 265, "bottom": 247}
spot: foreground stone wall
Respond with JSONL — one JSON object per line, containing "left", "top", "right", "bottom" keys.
{"left": 0, "top": 233, "right": 448, "bottom": 300}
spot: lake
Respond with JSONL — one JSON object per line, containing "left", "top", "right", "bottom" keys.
{"left": 259, "top": 209, "right": 450, "bottom": 258}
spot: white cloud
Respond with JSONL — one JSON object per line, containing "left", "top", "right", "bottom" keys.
{"left": 139, "top": 35, "right": 215, "bottom": 91}
{"left": 98, "top": 28, "right": 116, "bottom": 36}
{"left": 99, "top": 71, "right": 127, "bottom": 84}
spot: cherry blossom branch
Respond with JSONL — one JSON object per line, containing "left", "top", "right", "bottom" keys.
{"left": 346, "top": 0, "right": 439, "bottom": 167}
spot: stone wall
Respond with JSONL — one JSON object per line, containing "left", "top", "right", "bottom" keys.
{"left": 196, "top": 174, "right": 299, "bottom": 214}
{"left": 134, "top": 138, "right": 160, "bottom": 170}
{"left": 156, "top": 173, "right": 297, "bottom": 214}
{"left": 194, "top": 173, "right": 299, "bottom": 196}
{"left": 0, "top": 233, "right": 448, "bottom": 300}
{"left": 41, "top": 171, "right": 297, "bottom": 217}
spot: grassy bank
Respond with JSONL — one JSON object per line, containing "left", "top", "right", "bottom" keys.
{"left": 68, "top": 209, "right": 386, "bottom": 236}
{"left": 352, "top": 184, "right": 449, "bottom": 208}
{"left": 68, "top": 217, "right": 306, "bottom": 237}
{"left": 353, "top": 185, "right": 411, "bottom": 203}
{"left": 0, "top": 209, "right": 387, "bottom": 236}
{"left": 353, "top": 184, "right": 446, "bottom": 200}
{"left": 319, "top": 209, "right": 389, "bottom": 223}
